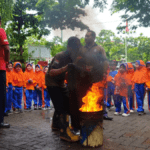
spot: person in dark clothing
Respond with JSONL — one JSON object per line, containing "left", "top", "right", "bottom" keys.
{"left": 46, "top": 37, "right": 82, "bottom": 142}
{"left": 0, "top": 16, "right": 10, "bottom": 128}
{"left": 84, "top": 30, "right": 113, "bottom": 120}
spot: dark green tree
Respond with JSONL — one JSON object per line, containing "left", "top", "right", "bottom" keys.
{"left": 111, "top": 0, "right": 150, "bottom": 30}
{"left": 0, "top": 0, "right": 13, "bottom": 28}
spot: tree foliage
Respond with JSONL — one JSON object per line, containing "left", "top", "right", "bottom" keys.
{"left": 111, "top": 0, "right": 150, "bottom": 30}
{"left": 0, "top": 0, "right": 13, "bottom": 28}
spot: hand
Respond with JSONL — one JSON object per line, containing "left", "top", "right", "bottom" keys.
{"left": 24, "top": 88, "right": 26, "bottom": 93}
{"left": 13, "top": 87, "right": 15, "bottom": 91}
{"left": 63, "top": 65, "right": 68, "bottom": 72}
{"left": 29, "top": 79, "right": 33, "bottom": 83}
{"left": 36, "top": 86, "right": 39, "bottom": 89}
{"left": 111, "top": 78, "right": 115, "bottom": 84}
{"left": 6, "top": 88, "right": 8, "bottom": 92}
{"left": 146, "top": 87, "right": 149, "bottom": 91}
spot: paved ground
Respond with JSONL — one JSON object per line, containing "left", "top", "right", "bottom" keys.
{"left": 1, "top": 97, "right": 150, "bottom": 150}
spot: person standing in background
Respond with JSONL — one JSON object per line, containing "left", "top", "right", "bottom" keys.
{"left": 0, "top": 16, "right": 10, "bottom": 128}
{"left": 5, "top": 62, "right": 13, "bottom": 115}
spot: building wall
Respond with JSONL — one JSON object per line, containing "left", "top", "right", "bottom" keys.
{"left": 28, "top": 45, "right": 52, "bottom": 62}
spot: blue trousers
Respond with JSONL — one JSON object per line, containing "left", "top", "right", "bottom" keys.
{"left": 5, "top": 83, "right": 13, "bottom": 112}
{"left": 13, "top": 87, "right": 23, "bottom": 109}
{"left": 135, "top": 83, "right": 145, "bottom": 112}
{"left": 107, "top": 85, "right": 115, "bottom": 107}
{"left": 148, "top": 91, "right": 150, "bottom": 110}
{"left": 33, "top": 89, "right": 42, "bottom": 106}
{"left": 25, "top": 90, "right": 33, "bottom": 109}
{"left": 44, "top": 89, "right": 50, "bottom": 107}
{"left": 103, "top": 88, "right": 108, "bottom": 117}
{"left": 115, "top": 95, "right": 129, "bottom": 113}
{"left": 128, "top": 85, "right": 134, "bottom": 110}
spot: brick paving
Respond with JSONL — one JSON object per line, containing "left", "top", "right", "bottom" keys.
{"left": 1, "top": 97, "right": 150, "bottom": 150}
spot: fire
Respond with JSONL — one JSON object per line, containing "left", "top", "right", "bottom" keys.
{"left": 79, "top": 82, "right": 104, "bottom": 112}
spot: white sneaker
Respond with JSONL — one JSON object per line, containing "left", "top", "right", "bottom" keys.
{"left": 130, "top": 110, "right": 134, "bottom": 113}
{"left": 42, "top": 107, "right": 47, "bottom": 110}
{"left": 114, "top": 112, "right": 121, "bottom": 115}
{"left": 122, "top": 113, "right": 130, "bottom": 117}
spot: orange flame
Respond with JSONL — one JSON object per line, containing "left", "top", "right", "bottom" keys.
{"left": 79, "top": 82, "right": 104, "bottom": 112}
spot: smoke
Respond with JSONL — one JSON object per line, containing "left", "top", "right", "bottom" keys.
{"left": 53, "top": 6, "right": 104, "bottom": 41}
{"left": 75, "top": 49, "right": 108, "bottom": 83}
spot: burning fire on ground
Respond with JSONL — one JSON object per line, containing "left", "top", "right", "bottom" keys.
{"left": 79, "top": 82, "right": 104, "bottom": 112}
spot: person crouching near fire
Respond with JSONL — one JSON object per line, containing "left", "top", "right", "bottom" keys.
{"left": 114, "top": 63, "right": 130, "bottom": 117}
{"left": 33, "top": 64, "right": 43, "bottom": 110}
{"left": 12, "top": 62, "right": 24, "bottom": 113}
{"left": 132, "top": 60, "right": 148, "bottom": 115}
{"left": 24, "top": 63, "right": 36, "bottom": 111}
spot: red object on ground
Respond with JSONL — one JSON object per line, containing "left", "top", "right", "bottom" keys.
{"left": 38, "top": 61, "right": 48, "bottom": 67}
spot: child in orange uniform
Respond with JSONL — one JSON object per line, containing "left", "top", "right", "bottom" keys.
{"left": 132, "top": 60, "right": 148, "bottom": 115}
{"left": 5, "top": 62, "right": 13, "bottom": 115}
{"left": 42, "top": 66, "right": 51, "bottom": 110}
{"left": 114, "top": 63, "right": 130, "bottom": 117}
{"left": 126, "top": 63, "right": 135, "bottom": 112}
{"left": 24, "top": 63, "right": 36, "bottom": 110}
{"left": 12, "top": 62, "right": 24, "bottom": 113}
{"left": 33, "top": 64, "right": 43, "bottom": 110}
{"left": 145, "top": 61, "right": 150, "bottom": 111}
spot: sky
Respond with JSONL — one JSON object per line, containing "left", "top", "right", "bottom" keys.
{"left": 44, "top": 0, "right": 150, "bottom": 42}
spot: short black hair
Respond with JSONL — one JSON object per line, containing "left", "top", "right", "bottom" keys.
{"left": 67, "top": 36, "right": 81, "bottom": 50}
{"left": 87, "top": 30, "right": 96, "bottom": 39}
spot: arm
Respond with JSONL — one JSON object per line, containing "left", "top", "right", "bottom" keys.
{"left": 3, "top": 45, "right": 10, "bottom": 62}
{"left": 49, "top": 65, "right": 68, "bottom": 77}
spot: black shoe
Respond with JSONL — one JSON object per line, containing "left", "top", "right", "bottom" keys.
{"left": 7, "top": 110, "right": 13, "bottom": 114}
{"left": 4, "top": 112, "right": 9, "bottom": 116}
{"left": 0, "top": 122, "right": 10, "bottom": 128}
{"left": 103, "top": 116, "right": 113, "bottom": 120}
{"left": 138, "top": 111, "right": 146, "bottom": 116}
{"left": 18, "top": 109, "right": 23, "bottom": 113}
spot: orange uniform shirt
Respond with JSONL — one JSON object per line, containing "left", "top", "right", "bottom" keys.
{"left": 12, "top": 62, "right": 25, "bottom": 87}
{"left": 34, "top": 65, "right": 44, "bottom": 88}
{"left": 24, "top": 67, "right": 36, "bottom": 90}
{"left": 132, "top": 60, "right": 148, "bottom": 84}
{"left": 114, "top": 71, "right": 129, "bottom": 97}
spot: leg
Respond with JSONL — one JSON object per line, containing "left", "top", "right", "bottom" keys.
{"left": 13, "top": 88, "right": 18, "bottom": 109}
{"left": 122, "top": 96, "right": 130, "bottom": 114}
{"left": 29, "top": 90, "right": 33, "bottom": 109}
{"left": 115, "top": 95, "right": 121, "bottom": 113}
{"left": 148, "top": 91, "right": 150, "bottom": 111}
{"left": 107, "top": 86, "right": 112, "bottom": 107}
{"left": 128, "top": 86, "right": 134, "bottom": 110}
{"left": 0, "top": 71, "right": 10, "bottom": 128}
{"left": 33, "top": 90, "right": 38, "bottom": 106}
{"left": 45, "top": 89, "right": 50, "bottom": 107}
{"left": 135, "top": 84, "right": 144, "bottom": 112}
{"left": 17, "top": 87, "right": 23, "bottom": 109}
{"left": 38, "top": 90, "right": 42, "bottom": 107}
{"left": 7, "top": 84, "right": 13, "bottom": 111}
{"left": 25, "top": 90, "right": 30, "bottom": 109}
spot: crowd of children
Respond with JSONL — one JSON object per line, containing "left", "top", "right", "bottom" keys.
{"left": 5, "top": 62, "right": 51, "bottom": 115}
{"left": 106, "top": 60, "right": 150, "bottom": 117}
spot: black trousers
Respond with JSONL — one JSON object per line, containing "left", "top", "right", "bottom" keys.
{"left": 0, "top": 70, "right": 6, "bottom": 123}
{"left": 47, "top": 86, "right": 70, "bottom": 115}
